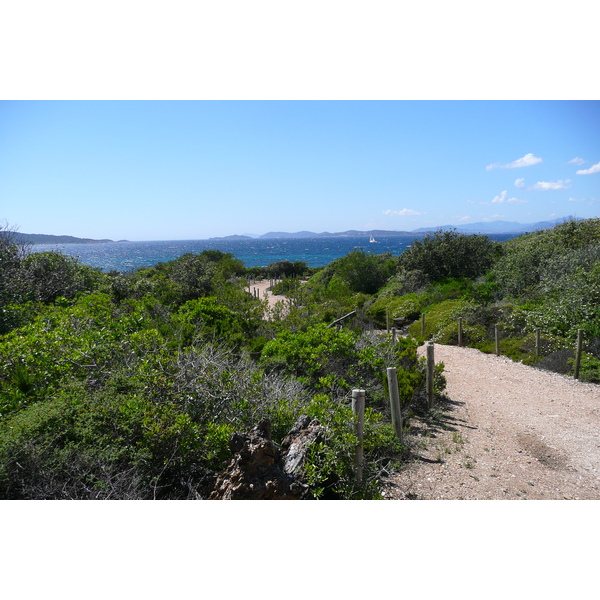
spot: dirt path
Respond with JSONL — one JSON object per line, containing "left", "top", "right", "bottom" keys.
{"left": 382, "top": 344, "right": 600, "bottom": 500}
{"left": 249, "top": 280, "right": 289, "bottom": 311}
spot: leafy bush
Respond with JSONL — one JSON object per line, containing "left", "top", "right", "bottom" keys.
{"left": 492, "top": 218, "right": 600, "bottom": 300}
{"left": 311, "top": 250, "right": 397, "bottom": 296}
{"left": 399, "top": 229, "right": 498, "bottom": 283}
{"left": 19, "top": 251, "right": 106, "bottom": 304}
{"left": 572, "top": 352, "right": 600, "bottom": 383}
{"left": 0, "top": 382, "right": 207, "bottom": 499}
{"left": 173, "top": 297, "right": 246, "bottom": 346}
{"left": 367, "top": 293, "right": 427, "bottom": 328}
{"left": 407, "top": 299, "right": 472, "bottom": 343}
{"left": 303, "top": 394, "right": 405, "bottom": 499}
{"left": 377, "top": 268, "right": 429, "bottom": 298}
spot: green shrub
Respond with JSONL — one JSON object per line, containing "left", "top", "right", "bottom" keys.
{"left": 407, "top": 299, "right": 471, "bottom": 342}
{"left": 0, "top": 383, "right": 207, "bottom": 499}
{"left": 399, "top": 229, "right": 498, "bottom": 283}
{"left": 492, "top": 218, "right": 600, "bottom": 300}
{"left": 302, "top": 394, "right": 405, "bottom": 499}
{"left": 368, "top": 293, "right": 427, "bottom": 328}
{"left": 571, "top": 352, "right": 600, "bottom": 383}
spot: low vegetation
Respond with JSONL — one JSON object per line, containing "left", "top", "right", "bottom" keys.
{"left": 1, "top": 218, "right": 598, "bottom": 499}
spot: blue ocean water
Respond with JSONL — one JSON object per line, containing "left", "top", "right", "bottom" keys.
{"left": 30, "top": 234, "right": 519, "bottom": 272}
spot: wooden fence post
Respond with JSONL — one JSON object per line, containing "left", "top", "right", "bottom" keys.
{"left": 426, "top": 341, "right": 435, "bottom": 409}
{"left": 386, "top": 309, "right": 390, "bottom": 334}
{"left": 352, "top": 389, "right": 365, "bottom": 483}
{"left": 386, "top": 368, "right": 403, "bottom": 442}
{"left": 421, "top": 313, "right": 425, "bottom": 337}
{"left": 458, "top": 318, "right": 463, "bottom": 347}
{"left": 391, "top": 327, "right": 397, "bottom": 344}
{"left": 495, "top": 325, "right": 500, "bottom": 356}
{"left": 574, "top": 329, "right": 583, "bottom": 380}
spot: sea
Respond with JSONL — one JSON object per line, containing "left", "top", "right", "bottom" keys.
{"left": 30, "top": 234, "right": 520, "bottom": 273}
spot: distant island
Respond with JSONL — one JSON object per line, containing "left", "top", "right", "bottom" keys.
{"left": 16, "top": 217, "right": 575, "bottom": 245}
{"left": 215, "top": 218, "right": 572, "bottom": 240}
{"left": 208, "top": 234, "right": 254, "bottom": 241}
{"left": 14, "top": 233, "right": 126, "bottom": 245}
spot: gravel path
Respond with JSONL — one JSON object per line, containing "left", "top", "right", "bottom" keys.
{"left": 383, "top": 344, "right": 600, "bottom": 500}
{"left": 249, "top": 280, "right": 289, "bottom": 311}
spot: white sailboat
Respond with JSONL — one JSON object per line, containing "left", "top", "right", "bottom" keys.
{"left": 369, "top": 234, "right": 377, "bottom": 243}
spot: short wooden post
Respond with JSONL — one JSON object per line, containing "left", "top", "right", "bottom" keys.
{"left": 535, "top": 328, "right": 541, "bottom": 358}
{"left": 426, "top": 341, "right": 435, "bottom": 409}
{"left": 495, "top": 325, "right": 500, "bottom": 356}
{"left": 421, "top": 313, "right": 425, "bottom": 337}
{"left": 352, "top": 389, "right": 365, "bottom": 482}
{"left": 386, "top": 368, "right": 403, "bottom": 442}
{"left": 391, "top": 327, "right": 397, "bottom": 344}
{"left": 574, "top": 329, "right": 583, "bottom": 380}
{"left": 458, "top": 317, "right": 463, "bottom": 347}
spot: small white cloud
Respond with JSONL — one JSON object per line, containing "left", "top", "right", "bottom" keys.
{"left": 529, "top": 179, "right": 571, "bottom": 190}
{"left": 486, "top": 153, "right": 542, "bottom": 170}
{"left": 541, "top": 180, "right": 572, "bottom": 190}
{"left": 568, "top": 157, "right": 586, "bottom": 165}
{"left": 514, "top": 178, "right": 525, "bottom": 188}
{"left": 576, "top": 161, "right": 600, "bottom": 175}
{"left": 491, "top": 190, "right": 527, "bottom": 204}
{"left": 383, "top": 208, "right": 422, "bottom": 216}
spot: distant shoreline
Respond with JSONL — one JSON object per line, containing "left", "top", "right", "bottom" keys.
{"left": 16, "top": 217, "right": 574, "bottom": 245}
{"left": 15, "top": 233, "right": 128, "bottom": 245}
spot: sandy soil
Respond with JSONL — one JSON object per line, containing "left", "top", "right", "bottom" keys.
{"left": 382, "top": 344, "right": 600, "bottom": 500}
{"left": 248, "top": 279, "right": 290, "bottom": 313}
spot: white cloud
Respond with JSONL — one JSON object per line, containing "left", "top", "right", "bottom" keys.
{"left": 576, "top": 161, "right": 600, "bottom": 175}
{"left": 486, "top": 153, "right": 542, "bottom": 170}
{"left": 514, "top": 178, "right": 525, "bottom": 188}
{"left": 383, "top": 208, "right": 422, "bottom": 216}
{"left": 529, "top": 179, "right": 571, "bottom": 190}
{"left": 568, "top": 157, "right": 586, "bottom": 165}
{"left": 491, "top": 191, "right": 507, "bottom": 204}
{"left": 491, "top": 190, "right": 527, "bottom": 204}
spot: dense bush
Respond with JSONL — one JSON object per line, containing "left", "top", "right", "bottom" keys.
{"left": 399, "top": 229, "right": 498, "bottom": 283}
{"left": 310, "top": 250, "right": 397, "bottom": 295}
{"left": 492, "top": 218, "right": 600, "bottom": 300}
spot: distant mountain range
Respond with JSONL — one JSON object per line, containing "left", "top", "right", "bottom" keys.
{"left": 13, "top": 233, "right": 123, "bottom": 244}
{"left": 411, "top": 218, "right": 572, "bottom": 235}
{"left": 213, "top": 218, "right": 574, "bottom": 240}
{"left": 14, "top": 217, "right": 577, "bottom": 245}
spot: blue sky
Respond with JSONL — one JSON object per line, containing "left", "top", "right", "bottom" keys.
{"left": 1, "top": 101, "right": 598, "bottom": 240}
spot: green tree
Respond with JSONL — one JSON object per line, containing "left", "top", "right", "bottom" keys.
{"left": 315, "top": 250, "right": 396, "bottom": 295}
{"left": 492, "top": 219, "right": 600, "bottom": 299}
{"left": 399, "top": 229, "right": 498, "bottom": 282}
{"left": 0, "top": 221, "right": 28, "bottom": 311}
{"left": 20, "top": 251, "right": 106, "bottom": 304}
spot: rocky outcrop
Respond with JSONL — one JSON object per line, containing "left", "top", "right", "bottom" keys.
{"left": 208, "top": 416, "right": 325, "bottom": 500}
